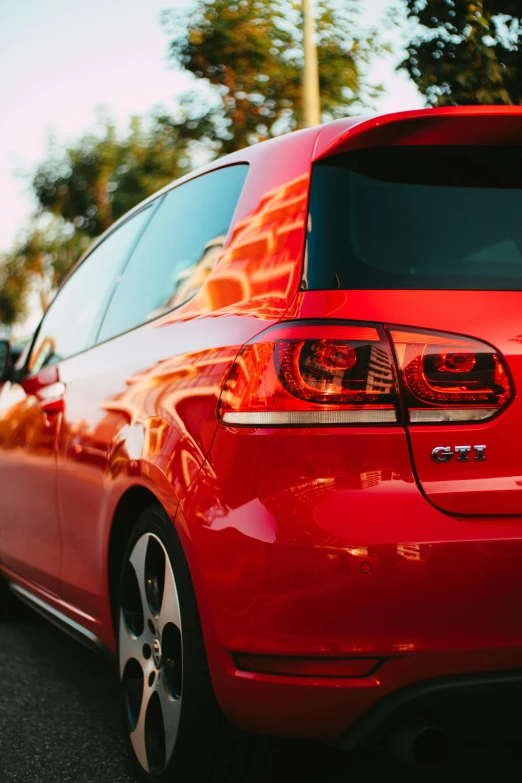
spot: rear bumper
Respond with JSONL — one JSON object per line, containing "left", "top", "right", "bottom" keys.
{"left": 207, "top": 650, "right": 522, "bottom": 741}
{"left": 182, "top": 424, "right": 522, "bottom": 740}
{"left": 337, "top": 668, "right": 522, "bottom": 751}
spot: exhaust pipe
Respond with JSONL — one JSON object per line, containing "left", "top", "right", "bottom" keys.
{"left": 389, "top": 719, "right": 449, "bottom": 767}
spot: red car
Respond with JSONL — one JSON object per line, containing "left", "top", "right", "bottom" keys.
{"left": 1, "top": 106, "right": 522, "bottom": 779}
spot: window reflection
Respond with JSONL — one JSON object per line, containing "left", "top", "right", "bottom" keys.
{"left": 98, "top": 165, "right": 249, "bottom": 343}
{"left": 150, "top": 234, "right": 226, "bottom": 317}
{"left": 28, "top": 206, "right": 153, "bottom": 375}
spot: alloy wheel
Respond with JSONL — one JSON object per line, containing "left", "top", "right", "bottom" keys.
{"left": 119, "top": 532, "right": 183, "bottom": 776}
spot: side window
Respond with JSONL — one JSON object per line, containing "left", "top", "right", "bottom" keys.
{"left": 28, "top": 205, "right": 154, "bottom": 375}
{"left": 97, "top": 164, "right": 248, "bottom": 343}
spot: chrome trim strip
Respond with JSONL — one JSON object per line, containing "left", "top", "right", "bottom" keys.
{"left": 410, "top": 408, "right": 493, "bottom": 423}
{"left": 222, "top": 409, "right": 397, "bottom": 425}
{"left": 10, "top": 583, "right": 104, "bottom": 652}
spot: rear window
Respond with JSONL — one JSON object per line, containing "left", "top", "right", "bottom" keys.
{"left": 306, "top": 146, "right": 522, "bottom": 291}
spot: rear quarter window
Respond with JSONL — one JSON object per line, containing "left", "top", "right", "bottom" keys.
{"left": 97, "top": 163, "right": 249, "bottom": 343}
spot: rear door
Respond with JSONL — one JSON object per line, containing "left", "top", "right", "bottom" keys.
{"left": 0, "top": 206, "right": 153, "bottom": 594}
{"left": 306, "top": 139, "right": 522, "bottom": 516}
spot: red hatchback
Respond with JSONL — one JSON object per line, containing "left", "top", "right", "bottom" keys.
{"left": 2, "top": 106, "right": 522, "bottom": 779}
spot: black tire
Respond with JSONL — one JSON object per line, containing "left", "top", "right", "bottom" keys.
{"left": 0, "top": 575, "right": 14, "bottom": 616}
{"left": 116, "top": 504, "right": 260, "bottom": 783}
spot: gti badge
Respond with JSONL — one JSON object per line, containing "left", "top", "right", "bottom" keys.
{"left": 432, "top": 445, "right": 486, "bottom": 463}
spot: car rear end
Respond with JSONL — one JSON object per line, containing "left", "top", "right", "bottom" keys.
{"left": 189, "top": 108, "right": 522, "bottom": 748}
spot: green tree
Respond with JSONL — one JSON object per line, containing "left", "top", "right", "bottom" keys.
{"left": 0, "top": 113, "right": 197, "bottom": 324}
{"left": 8, "top": 218, "right": 92, "bottom": 313}
{"left": 400, "top": 0, "right": 522, "bottom": 106}
{"left": 33, "top": 113, "right": 197, "bottom": 238}
{"left": 1, "top": 1, "right": 387, "bottom": 324}
{"left": 0, "top": 216, "right": 93, "bottom": 327}
{"left": 162, "top": 0, "right": 385, "bottom": 154}
{"left": 0, "top": 253, "right": 29, "bottom": 326}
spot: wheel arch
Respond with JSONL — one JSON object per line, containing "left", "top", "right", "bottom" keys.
{"left": 105, "top": 479, "right": 222, "bottom": 689}
{"left": 107, "top": 485, "right": 162, "bottom": 633}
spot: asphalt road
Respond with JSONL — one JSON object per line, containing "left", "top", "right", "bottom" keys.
{"left": 1, "top": 607, "right": 522, "bottom": 783}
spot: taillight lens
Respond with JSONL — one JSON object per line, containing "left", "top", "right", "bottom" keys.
{"left": 219, "top": 323, "right": 399, "bottom": 425}
{"left": 218, "top": 322, "right": 513, "bottom": 427}
{"left": 388, "top": 328, "right": 512, "bottom": 423}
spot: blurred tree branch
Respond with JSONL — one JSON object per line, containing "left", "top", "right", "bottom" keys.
{"left": 162, "top": 0, "right": 387, "bottom": 153}
{"left": 0, "top": 253, "right": 29, "bottom": 327}
{"left": 0, "top": 0, "right": 389, "bottom": 326}
{"left": 0, "top": 114, "right": 197, "bottom": 326}
{"left": 400, "top": 0, "right": 522, "bottom": 105}
{"left": 32, "top": 114, "right": 197, "bottom": 238}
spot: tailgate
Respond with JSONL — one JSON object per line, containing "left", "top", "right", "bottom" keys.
{"left": 303, "top": 116, "right": 522, "bottom": 517}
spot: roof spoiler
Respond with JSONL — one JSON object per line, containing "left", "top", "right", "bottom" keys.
{"left": 313, "top": 106, "right": 522, "bottom": 161}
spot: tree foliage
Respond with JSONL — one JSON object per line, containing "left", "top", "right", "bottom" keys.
{"left": 0, "top": 254, "right": 29, "bottom": 326}
{"left": 163, "top": 0, "right": 384, "bottom": 154}
{"left": 33, "top": 114, "right": 196, "bottom": 238}
{"left": 400, "top": 0, "right": 522, "bottom": 105}
{"left": 12, "top": 219, "right": 92, "bottom": 311}
{"left": 0, "top": 217, "right": 93, "bottom": 326}
{"left": 1, "top": 1, "right": 386, "bottom": 325}
{"left": 0, "top": 115, "right": 196, "bottom": 326}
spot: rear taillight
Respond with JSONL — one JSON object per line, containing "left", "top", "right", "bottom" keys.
{"left": 219, "top": 323, "right": 399, "bottom": 425}
{"left": 389, "top": 328, "right": 512, "bottom": 423}
{"left": 218, "top": 322, "right": 513, "bottom": 427}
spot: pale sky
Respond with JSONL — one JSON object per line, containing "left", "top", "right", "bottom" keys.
{"left": 0, "top": 0, "right": 423, "bottom": 254}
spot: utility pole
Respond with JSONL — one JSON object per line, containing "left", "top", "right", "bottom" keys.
{"left": 302, "top": 0, "right": 321, "bottom": 127}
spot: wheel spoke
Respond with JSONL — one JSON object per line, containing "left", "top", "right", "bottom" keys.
{"left": 129, "top": 661, "right": 156, "bottom": 774}
{"left": 130, "top": 696, "right": 149, "bottom": 773}
{"left": 157, "top": 680, "right": 181, "bottom": 763}
{"left": 129, "top": 533, "right": 152, "bottom": 620}
{"left": 119, "top": 531, "right": 183, "bottom": 776}
{"left": 119, "top": 610, "right": 144, "bottom": 676}
{"left": 157, "top": 556, "right": 181, "bottom": 633}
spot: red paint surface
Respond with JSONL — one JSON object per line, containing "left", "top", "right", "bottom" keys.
{"left": 2, "top": 108, "right": 522, "bottom": 741}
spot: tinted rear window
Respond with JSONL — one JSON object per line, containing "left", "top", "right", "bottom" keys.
{"left": 306, "top": 146, "right": 522, "bottom": 291}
